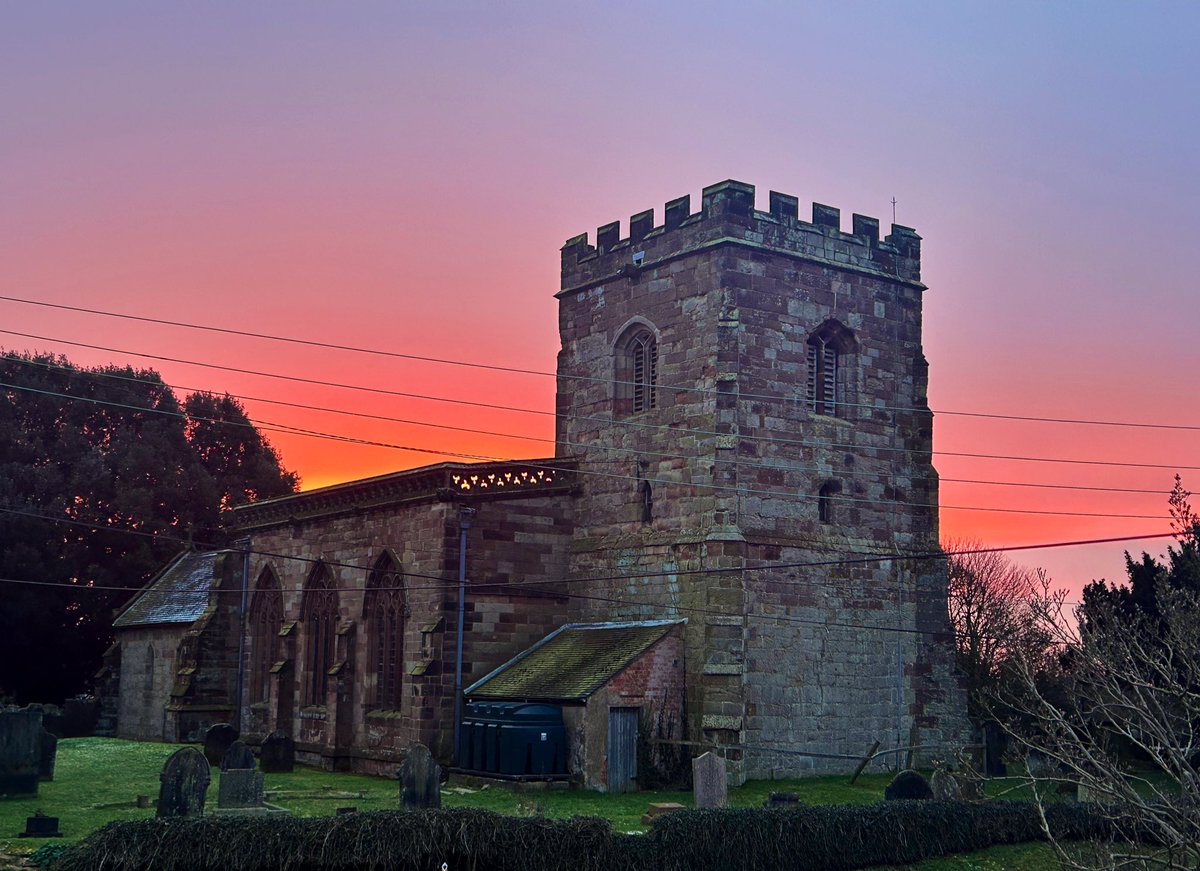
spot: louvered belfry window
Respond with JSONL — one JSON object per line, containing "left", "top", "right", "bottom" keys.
{"left": 806, "top": 335, "right": 841, "bottom": 416}
{"left": 630, "top": 331, "right": 657, "bottom": 412}
{"left": 302, "top": 565, "right": 338, "bottom": 707}
{"left": 366, "top": 553, "right": 405, "bottom": 711}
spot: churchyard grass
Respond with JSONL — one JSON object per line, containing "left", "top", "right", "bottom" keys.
{"left": 0, "top": 738, "right": 1053, "bottom": 869}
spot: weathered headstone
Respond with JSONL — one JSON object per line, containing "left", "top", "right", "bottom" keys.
{"left": 37, "top": 729, "right": 57, "bottom": 782}
{"left": 929, "top": 768, "right": 961, "bottom": 801}
{"left": 18, "top": 811, "right": 62, "bottom": 838}
{"left": 203, "top": 723, "right": 239, "bottom": 767}
{"left": 0, "top": 710, "right": 43, "bottom": 798}
{"left": 691, "top": 751, "right": 727, "bottom": 809}
{"left": 399, "top": 744, "right": 441, "bottom": 809}
{"left": 218, "top": 768, "right": 265, "bottom": 809}
{"left": 260, "top": 731, "right": 295, "bottom": 774}
{"left": 220, "top": 740, "right": 256, "bottom": 772}
{"left": 157, "top": 747, "right": 211, "bottom": 818}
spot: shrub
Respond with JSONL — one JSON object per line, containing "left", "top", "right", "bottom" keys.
{"left": 50, "top": 801, "right": 1120, "bottom": 871}
{"left": 884, "top": 769, "right": 933, "bottom": 800}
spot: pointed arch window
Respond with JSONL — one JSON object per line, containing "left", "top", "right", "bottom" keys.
{"left": 806, "top": 321, "right": 856, "bottom": 417}
{"left": 248, "top": 568, "right": 283, "bottom": 704}
{"left": 301, "top": 564, "right": 338, "bottom": 707}
{"left": 365, "top": 552, "right": 406, "bottom": 711}
{"left": 615, "top": 323, "right": 659, "bottom": 415}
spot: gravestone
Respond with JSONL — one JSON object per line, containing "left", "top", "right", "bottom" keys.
{"left": 929, "top": 768, "right": 961, "bottom": 801}
{"left": 203, "top": 724, "right": 239, "bottom": 767}
{"left": 399, "top": 744, "right": 441, "bottom": 809}
{"left": 220, "top": 740, "right": 256, "bottom": 772}
{"left": 260, "top": 731, "right": 295, "bottom": 774}
{"left": 691, "top": 751, "right": 727, "bottom": 809}
{"left": 18, "top": 811, "right": 62, "bottom": 838}
{"left": 765, "top": 791, "right": 800, "bottom": 807}
{"left": 157, "top": 747, "right": 211, "bottom": 818}
{"left": 218, "top": 768, "right": 265, "bottom": 809}
{"left": 37, "top": 729, "right": 57, "bottom": 782}
{"left": 0, "top": 710, "right": 43, "bottom": 798}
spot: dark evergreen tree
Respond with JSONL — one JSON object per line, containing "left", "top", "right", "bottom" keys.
{"left": 0, "top": 352, "right": 298, "bottom": 703}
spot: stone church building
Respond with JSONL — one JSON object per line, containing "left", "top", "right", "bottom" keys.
{"left": 107, "top": 180, "right": 968, "bottom": 788}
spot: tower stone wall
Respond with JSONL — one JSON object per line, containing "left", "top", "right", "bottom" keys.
{"left": 556, "top": 180, "right": 968, "bottom": 780}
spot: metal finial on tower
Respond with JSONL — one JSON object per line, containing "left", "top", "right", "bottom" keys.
{"left": 891, "top": 197, "right": 897, "bottom": 224}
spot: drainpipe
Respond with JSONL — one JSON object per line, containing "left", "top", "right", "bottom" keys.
{"left": 453, "top": 506, "right": 476, "bottom": 766}
{"left": 235, "top": 537, "right": 251, "bottom": 732}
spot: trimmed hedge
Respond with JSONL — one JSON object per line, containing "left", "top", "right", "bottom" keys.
{"left": 51, "top": 801, "right": 1117, "bottom": 871}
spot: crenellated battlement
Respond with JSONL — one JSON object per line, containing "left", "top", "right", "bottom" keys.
{"left": 560, "top": 179, "right": 922, "bottom": 293}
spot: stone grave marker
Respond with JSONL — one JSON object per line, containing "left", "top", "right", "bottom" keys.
{"left": 218, "top": 768, "right": 265, "bottom": 810}
{"left": 929, "top": 768, "right": 961, "bottom": 801}
{"left": 157, "top": 747, "right": 211, "bottom": 818}
{"left": 203, "top": 723, "right": 239, "bottom": 767}
{"left": 0, "top": 710, "right": 43, "bottom": 798}
{"left": 692, "top": 751, "right": 727, "bottom": 809}
{"left": 18, "top": 811, "right": 62, "bottom": 838}
{"left": 37, "top": 729, "right": 57, "bottom": 782}
{"left": 220, "top": 740, "right": 256, "bottom": 772}
{"left": 399, "top": 744, "right": 441, "bottom": 809}
{"left": 260, "top": 731, "right": 295, "bottom": 774}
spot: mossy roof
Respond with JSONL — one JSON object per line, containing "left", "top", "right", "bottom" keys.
{"left": 464, "top": 619, "right": 683, "bottom": 702}
{"left": 113, "top": 550, "right": 231, "bottom": 628}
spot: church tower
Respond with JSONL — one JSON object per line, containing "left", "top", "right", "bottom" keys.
{"left": 555, "top": 181, "right": 967, "bottom": 781}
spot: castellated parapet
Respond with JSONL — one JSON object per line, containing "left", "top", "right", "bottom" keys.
{"left": 560, "top": 179, "right": 922, "bottom": 293}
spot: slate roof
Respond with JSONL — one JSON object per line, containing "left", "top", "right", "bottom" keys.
{"left": 113, "top": 550, "right": 231, "bottom": 629}
{"left": 465, "top": 619, "right": 684, "bottom": 702}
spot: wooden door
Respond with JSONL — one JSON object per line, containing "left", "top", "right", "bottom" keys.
{"left": 607, "top": 707, "right": 639, "bottom": 793}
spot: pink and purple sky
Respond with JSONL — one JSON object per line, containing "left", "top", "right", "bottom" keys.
{"left": 3, "top": 2, "right": 1199, "bottom": 597}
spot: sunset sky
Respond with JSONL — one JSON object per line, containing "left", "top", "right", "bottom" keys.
{"left": 3, "top": 2, "right": 1198, "bottom": 596}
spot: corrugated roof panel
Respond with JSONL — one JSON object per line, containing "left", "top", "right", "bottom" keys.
{"left": 113, "top": 551, "right": 229, "bottom": 628}
{"left": 466, "top": 620, "right": 682, "bottom": 701}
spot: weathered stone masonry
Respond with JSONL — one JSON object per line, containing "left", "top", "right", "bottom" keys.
{"left": 112, "top": 179, "right": 967, "bottom": 785}
{"left": 556, "top": 180, "right": 968, "bottom": 780}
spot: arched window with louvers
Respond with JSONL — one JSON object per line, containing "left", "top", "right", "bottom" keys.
{"left": 805, "top": 320, "right": 858, "bottom": 418}
{"left": 614, "top": 321, "right": 660, "bottom": 415}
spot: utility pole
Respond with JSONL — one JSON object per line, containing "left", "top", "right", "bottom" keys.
{"left": 452, "top": 506, "right": 476, "bottom": 766}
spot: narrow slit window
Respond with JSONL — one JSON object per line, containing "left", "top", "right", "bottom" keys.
{"left": 818, "top": 481, "right": 841, "bottom": 524}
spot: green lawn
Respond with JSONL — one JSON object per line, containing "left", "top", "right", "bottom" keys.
{"left": 0, "top": 738, "right": 1057, "bottom": 869}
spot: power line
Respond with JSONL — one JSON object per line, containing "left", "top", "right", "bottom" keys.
{"left": 6, "top": 351, "right": 1175, "bottom": 499}
{"left": 0, "top": 500, "right": 1179, "bottom": 600}
{"left": 9, "top": 295, "right": 1200, "bottom": 434}
{"left": 4, "top": 331, "right": 1198, "bottom": 481}
{"left": 4, "top": 294, "right": 1200, "bottom": 432}
{"left": 0, "top": 377, "right": 1182, "bottom": 520}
